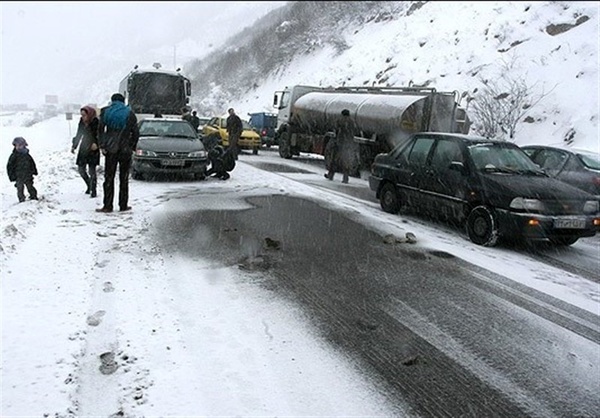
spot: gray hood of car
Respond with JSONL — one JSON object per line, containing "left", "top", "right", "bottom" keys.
{"left": 138, "top": 136, "right": 203, "bottom": 152}
{"left": 480, "top": 172, "right": 593, "bottom": 200}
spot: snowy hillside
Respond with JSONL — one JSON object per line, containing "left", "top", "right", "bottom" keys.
{"left": 191, "top": 1, "right": 599, "bottom": 152}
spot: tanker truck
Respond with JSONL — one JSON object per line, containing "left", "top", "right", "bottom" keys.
{"left": 272, "top": 84, "right": 471, "bottom": 169}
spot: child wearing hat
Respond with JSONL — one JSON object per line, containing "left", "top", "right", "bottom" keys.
{"left": 6, "top": 137, "right": 38, "bottom": 202}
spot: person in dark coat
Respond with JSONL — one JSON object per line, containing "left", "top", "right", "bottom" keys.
{"left": 325, "top": 109, "right": 359, "bottom": 183}
{"left": 7, "top": 137, "right": 38, "bottom": 202}
{"left": 226, "top": 107, "right": 243, "bottom": 160}
{"left": 202, "top": 134, "right": 235, "bottom": 180}
{"left": 96, "top": 93, "right": 139, "bottom": 213}
{"left": 182, "top": 106, "right": 193, "bottom": 124}
{"left": 190, "top": 110, "right": 201, "bottom": 131}
{"left": 71, "top": 105, "right": 100, "bottom": 197}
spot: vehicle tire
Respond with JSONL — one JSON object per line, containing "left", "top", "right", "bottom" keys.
{"left": 466, "top": 205, "right": 499, "bottom": 247}
{"left": 380, "top": 182, "right": 401, "bottom": 214}
{"left": 132, "top": 170, "right": 143, "bottom": 180}
{"left": 548, "top": 236, "right": 579, "bottom": 246}
{"left": 278, "top": 131, "right": 293, "bottom": 159}
{"left": 252, "top": 147, "right": 259, "bottom": 155}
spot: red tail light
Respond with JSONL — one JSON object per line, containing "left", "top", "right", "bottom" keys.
{"left": 261, "top": 129, "right": 267, "bottom": 136}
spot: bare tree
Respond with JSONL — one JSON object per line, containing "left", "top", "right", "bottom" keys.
{"left": 468, "top": 56, "right": 553, "bottom": 140}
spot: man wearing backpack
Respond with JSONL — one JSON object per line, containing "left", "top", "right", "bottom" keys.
{"left": 96, "top": 93, "right": 139, "bottom": 213}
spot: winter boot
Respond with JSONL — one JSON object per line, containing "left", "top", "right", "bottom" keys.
{"left": 90, "top": 179, "right": 97, "bottom": 198}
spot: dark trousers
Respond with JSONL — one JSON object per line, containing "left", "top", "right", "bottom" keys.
{"left": 78, "top": 163, "right": 97, "bottom": 193}
{"left": 206, "top": 160, "right": 230, "bottom": 180}
{"left": 15, "top": 178, "right": 37, "bottom": 202}
{"left": 228, "top": 133, "right": 240, "bottom": 160}
{"left": 103, "top": 152, "right": 131, "bottom": 210}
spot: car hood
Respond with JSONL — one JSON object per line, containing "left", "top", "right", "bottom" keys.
{"left": 480, "top": 172, "right": 593, "bottom": 201}
{"left": 137, "top": 136, "right": 204, "bottom": 152}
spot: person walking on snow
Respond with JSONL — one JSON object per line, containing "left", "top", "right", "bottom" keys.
{"left": 325, "top": 109, "right": 359, "bottom": 183}
{"left": 7, "top": 136, "right": 38, "bottom": 203}
{"left": 96, "top": 93, "right": 139, "bottom": 213}
{"left": 71, "top": 105, "right": 100, "bottom": 197}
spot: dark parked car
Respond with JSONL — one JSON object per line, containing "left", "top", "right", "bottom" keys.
{"left": 521, "top": 145, "right": 600, "bottom": 199}
{"left": 369, "top": 133, "right": 600, "bottom": 246}
{"left": 132, "top": 117, "right": 208, "bottom": 180}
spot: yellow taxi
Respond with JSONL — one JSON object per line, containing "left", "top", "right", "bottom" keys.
{"left": 202, "top": 116, "right": 261, "bottom": 155}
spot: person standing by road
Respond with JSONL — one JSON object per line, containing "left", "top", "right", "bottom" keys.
{"left": 71, "top": 105, "right": 100, "bottom": 197}
{"left": 190, "top": 110, "right": 201, "bottom": 132}
{"left": 325, "top": 109, "right": 359, "bottom": 183}
{"left": 182, "top": 106, "right": 193, "bottom": 124}
{"left": 226, "top": 107, "right": 243, "bottom": 160}
{"left": 96, "top": 93, "right": 139, "bottom": 213}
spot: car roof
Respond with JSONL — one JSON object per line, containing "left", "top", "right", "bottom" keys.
{"left": 142, "top": 117, "right": 187, "bottom": 123}
{"left": 414, "top": 132, "right": 506, "bottom": 144}
{"left": 520, "top": 144, "right": 599, "bottom": 155}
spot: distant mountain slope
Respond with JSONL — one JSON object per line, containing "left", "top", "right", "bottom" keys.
{"left": 186, "top": 1, "right": 598, "bottom": 151}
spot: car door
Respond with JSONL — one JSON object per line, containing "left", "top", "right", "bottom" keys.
{"left": 219, "top": 118, "right": 230, "bottom": 146}
{"left": 402, "top": 135, "right": 436, "bottom": 207}
{"left": 423, "top": 137, "right": 469, "bottom": 221}
{"left": 203, "top": 117, "right": 219, "bottom": 137}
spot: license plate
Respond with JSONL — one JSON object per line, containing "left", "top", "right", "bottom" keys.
{"left": 161, "top": 159, "right": 185, "bottom": 166}
{"left": 554, "top": 218, "right": 586, "bottom": 229}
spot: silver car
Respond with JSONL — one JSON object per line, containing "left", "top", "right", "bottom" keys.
{"left": 132, "top": 117, "right": 208, "bottom": 180}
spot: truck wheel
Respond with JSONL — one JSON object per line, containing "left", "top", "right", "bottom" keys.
{"left": 380, "top": 183, "right": 401, "bottom": 214}
{"left": 466, "top": 206, "right": 499, "bottom": 246}
{"left": 278, "top": 132, "right": 293, "bottom": 159}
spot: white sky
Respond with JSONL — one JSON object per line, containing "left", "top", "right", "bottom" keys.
{"left": 1, "top": 1, "right": 599, "bottom": 416}
{"left": 0, "top": 1, "right": 286, "bottom": 106}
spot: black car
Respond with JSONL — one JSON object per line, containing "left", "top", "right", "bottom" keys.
{"left": 521, "top": 145, "right": 600, "bottom": 199}
{"left": 132, "top": 117, "right": 208, "bottom": 180}
{"left": 369, "top": 132, "right": 600, "bottom": 246}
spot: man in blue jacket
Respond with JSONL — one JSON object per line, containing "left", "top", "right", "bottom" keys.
{"left": 96, "top": 93, "right": 139, "bottom": 213}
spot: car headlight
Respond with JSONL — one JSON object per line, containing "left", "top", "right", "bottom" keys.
{"left": 135, "top": 149, "right": 157, "bottom": 157}
{"left": 583, "top": 200, "right": 599, "bottom": 214}
{"left": 510, "top": 197, "right": 545, "bottom": 212}
{"left": 188, "top": 150, "right": 207, "bottom": 158}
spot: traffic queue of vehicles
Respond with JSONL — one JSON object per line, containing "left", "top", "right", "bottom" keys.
{"left": 121, "top": 67, "right": 599, "bottom": 247}
{"left": 368, "top": 133, "right": 600, "bottom": 247}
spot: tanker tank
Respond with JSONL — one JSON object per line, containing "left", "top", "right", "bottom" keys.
{"left": 292, "top": 91, "right": 461, "bottom": 145}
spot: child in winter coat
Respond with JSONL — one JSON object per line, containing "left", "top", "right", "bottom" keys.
{"left": 6, "top": 137, "right": 38, "bottom": 202}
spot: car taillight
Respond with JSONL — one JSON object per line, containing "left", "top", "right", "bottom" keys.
{"left": 261, "top": 129, "right": 267, "bottom": 136}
